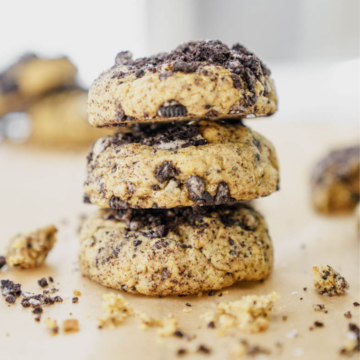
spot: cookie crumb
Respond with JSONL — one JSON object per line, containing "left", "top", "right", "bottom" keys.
{"left": 38, "top": 278, "right": 48, "bottom": 288}
{"left": 314, "top": 321, "right": 324, "bottom": 327}
{"left": 208, "top": 321, "right": 215, "bottom": 329}
{"left": 157, "top": 315, "right": 177, "bottom": 337}
{"left": 208, "top": 290, "right": 216, "bottom": 296}
{"left": 177, "top": 348, "right": 188, "bottom": 356}
{"left": 353, "top": 302, "right": 360, "bottom": 307}
{"left": 183, "top": 307, "right": 192, "bottom": 313}
{"left": 313, "top": 304, "right": 325, "bottom": 311}
{"left": 200, "top": 292, "right": 279, "bottom": 334}
{"left": 62, "top": 319, "right": 79, "bottom": 332}
{"left": 282, "top": 315, "right": 288, "bottom": 321}
{"left": 312, "top": 265, "right": 349, "bottom": 296}
{"left": 6, "top": 225, "right": 57, "bottom": 269}
{"left": 344, "top": 311, "right": 352, "bottom": 319}
{"left": 135, "top": 311, "right": 162, "bottom": 331}
{"left": 340, "top": 323, "right": 360, "bottom": 355}
{"left": 303, "top": 287, "right": 307, "bottom": 291}
{"left": 98, "top": 293, "right": 133, "bottom": 329}
{"left": 72, "top": 297, "right": 79, "bottom": 303}
{"left": 44, "top": 318, "right": 59, "bottom": 335}
{"left": 197, "top": 345, "right": 211, "bottom": 354}
{"left": 232, "top": 340, "right": 270, "bottom": 358}
{"left": 73, "top": 290, "right": 81, "bottom": 296}
{"left": 185, "top": 302, "right": 191, "bottom": 307}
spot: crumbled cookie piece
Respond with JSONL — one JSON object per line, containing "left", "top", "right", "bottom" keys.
{"left": 353, "top": 302, "right": 360, "bottom": 307}
{"left": 0, "top": 256, "right": 6, "bottom": 269}
{"left": 201, "top": 292, "right": 279, "bottom": 334}
{"left": 38, "top": 278, "right": 48, "bottom": 287}
{"left": 98, "top": 293, "right": 133, "bottom": 329}
{"left": 313, "top": 265, "right": 349, "bottom": 296}
{"left": 6, "top": 225, "right": 57, "bottom": 268}
{"left": 314, "top": 321, "right": 324, "bottom": 327}
{"left": 1, "top": 280, "right": 22, "bottom": 302}
{"left": 232, "top": 340, "right": 270, "bottom": 358}
{"left": 177, "top": 348, "right": 188, "bottom": 356}
{"left": 72, "top": 297, "right": 79, "bottom": 303}
{"left": 44, "top": 318, "right": 59, "bottom": 335}
{"left": 73, "top": 290, "right": 81, "bottom": 296}
{"left": 135, "top": 311, "right": 162, "bottom": 331}
{"left": 62, "top": 319, "right": 79, "bottom": 332}
{"left": 340, "top": 323, "right": 360, "bottom": 355}
{"left": 197, "top": 345, "right": 211, "bottom": 354}
{"left": 157, "top": 315, "right": 177, "bottom": 337}
{"left": 313, "top": 304, "right": 325, "bottom": 311}
{"left": 344, "top": 312, "right": 352, "bottom": 319}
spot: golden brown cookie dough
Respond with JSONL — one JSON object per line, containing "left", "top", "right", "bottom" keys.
{"left": 311, "top": 146, "right": 359, "bottom": 214}
{"left": 84, "top": 120, "right": 279, "bottom": 209}
{"left": 87, "top": 40, "right": 277, "bottom": 126}
{"left": 0, "top": 54, "right": 77, "bottom": 118}
{"left": 78, "top": 204, "right": 273, "bottom": 296}
{"left": 6, "top": 225, "right": 57, "bottom": 269}
{"left": 27, "top": 88, "right": 117, "bottom": 148}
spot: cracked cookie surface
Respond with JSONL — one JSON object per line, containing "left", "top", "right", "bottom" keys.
{"left": 0, "top": 54, "right": 77, "bottom": 118}
{"left": 84, "top": 120, "right": 279, "bottom": 209}
{"left": 311, "top": 146, "right": 359, "bottom": 214}
{"left": 87, "top": 40, "right": 277, "bottom": 126}
{"left": 78, "top": 204, "right": 273, "bottom": 296}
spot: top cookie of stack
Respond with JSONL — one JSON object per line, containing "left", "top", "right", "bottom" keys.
{"left": 87, "top": 40, "right": 277, "bottom": 126}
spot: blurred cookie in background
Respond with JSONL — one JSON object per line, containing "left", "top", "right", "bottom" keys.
{"left": 311, "top": 146, "right": 360, "bottom": 214}
{"left": 0, "top": 53, "right": 77, "bottom": 118}
{"left": 26, "top": 88, "right": 116, "bottom": 148}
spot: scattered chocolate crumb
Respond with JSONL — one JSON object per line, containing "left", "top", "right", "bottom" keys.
{"left": 33, "top": 307, "right": 43, "bottom": 314}
{"left": 218, "top": 293, "right": 223, "bottom": 297}
{"left": 353, "top": 302, "right": 360, "bottom": 307}
{"left": 0, "top": 256, "right": 6, "bottom": 269}
{"left": 197, "top": 345, "right": 211, "bottom": 354}
{"left": 344, "top": 311, "right": 352, "bottom": 319}
{"left": 5, "top": 295, "right": 16, "bottom": 304}
{"left": 54, "top": 296, "right": 63, "bottom": 303}
{"left": 38, "top": 278, "right": 48, "bottom": 288}
{"left": 34, "top": 314, "right": 41, "bottom": 322}
{"left": 177, "top": 348, "right": 188, "bottom": 356}
{"left": 72, "top": 297, "right": 79, "bottom": 304}
{"left": 314, "top": 321, "right": 324, "bottom": 327}
{"left": 208, "top": 321, "right": 215, "bottom": 329}
{"left": 48, "top": 277, "right": 54, "bottom": 283}
{"left": 282, "top": 316, "right": 288, "bottom": 321}
{"left": 313, "top": 304, "right": 325, "bottom": 311}
{"left": 185, "top": 303, "right": 191, "bottom": 307}
{"left": 174, "top": 330, "right": 184, "bottom": 338}
{"left": 324, "top": 310, "right": 328, "bottom": 314}
{"left": 309, "top": 326, "right": 314, "bottom": 331}
{"left": 1, "top": 280, "right": 22, "bottom": 298}
{"left": 300, "top": 298, "right": 303, "bottom": 300}
{"left": 303, "top": 287, "right": 307, "bottom": 291}
{"left": 208, "top": 290, "right": 216, "bottom": 296}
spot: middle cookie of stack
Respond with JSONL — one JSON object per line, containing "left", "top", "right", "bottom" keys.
{"left": 84, "top": 120, "right": 279, "bottom": 209}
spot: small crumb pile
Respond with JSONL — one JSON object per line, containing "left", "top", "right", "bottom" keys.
{"left": 200, "top": 292, "right": 279, "bottom": 335}
{"left": 156, "top": 315, "right": 178, "bottom": 337}
{"left": 98, "top": 293, "right": 133, "bottom": 329}
{"left": 135, "top": 311, "right": 162, "bottom": 331}
{"left": 312, "top": 265, "right": 349, "bottom": 296}
{"left": 44, "top": 318, "right": 59, "bottom": 335}
{"left": 5, "top": 225, "right": 57, "bottom": 269}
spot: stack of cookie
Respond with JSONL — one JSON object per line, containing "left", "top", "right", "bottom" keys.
{"left": 79, "top": 40, "right": 279, "bottom": 296}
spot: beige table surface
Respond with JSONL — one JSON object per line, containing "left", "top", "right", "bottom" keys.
{"left": 0, "top": 120, "right": 359, "bottom": 360}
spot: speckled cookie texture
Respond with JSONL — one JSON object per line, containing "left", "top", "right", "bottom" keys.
{"left": 0, "top": 54, "right": 77, "bottom": 118}
{"left": 84, "top": 120, "right": 279, "bottom": 209}
{"left": 311, "top": 146, "right": 359, "bottom": 214}
{"left": 78, "top": 204, "right": 273, "bottom": 296}
{"left": 87, "top": 40, "right": 277, "bottom": 126}
{"left": 27, "top": 88, "right": 117, "bottom": 147}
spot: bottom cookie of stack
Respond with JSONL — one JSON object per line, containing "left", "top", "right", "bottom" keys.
{"left": 78, "top": 203, "right": 273, "bottom": 296}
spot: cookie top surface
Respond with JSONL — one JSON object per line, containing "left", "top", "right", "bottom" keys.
{"left": 84, "top": 120, "right": 280, "bottom": 209}
{"left": 78, "top": 204, "right": 273, "bottom": 296}
{"left": 87, "top": 40, "right": 277, "bottom": 126}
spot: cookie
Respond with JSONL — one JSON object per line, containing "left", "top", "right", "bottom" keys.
{"left": 27, "top": 88, "right": 116, "bottom": 147}
{"left": 84, "top": 120, "right": 279, "bottom": 209}
{"left": 87, "top": 40, "right": 277, "bottom": 126}
{"left": 78, "top": 204, "right": 273, "bottom": 296}
{"left": 311, "top": 146, "right": 359, "bottom": 214}
{"left": 0, "top": 54, "right": 77, "bottom": 118}
{"left": 6, "top": 225, "right": 57, "bottom": 269}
